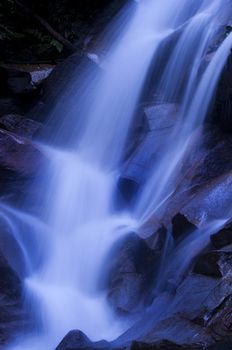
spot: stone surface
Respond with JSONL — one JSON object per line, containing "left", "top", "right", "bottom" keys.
{"left": 56, "top": 330, "right": 109, "bottom": 350}
{"left": 0, "top": 253, "right": 24, "bottom": 346}
{"left": 193, "top": 251, "right": 232, "bottom": 279}
{"left": 0, "top": 114, "right": 42, "bottom": 138}
{"left": 107, "top": 233, "right": 158, "bottom": 314}
{"left": 0, "top": 128, "right": 44, "bottom": 177}
{"left": 171, "top": 213, "right": 196, "bottom": 241}
{"left": 211, "top": 226, "right": 232, "bottom": 249}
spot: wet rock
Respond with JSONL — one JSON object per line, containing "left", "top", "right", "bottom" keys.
{"left": 0, "top": 253, "right": 21, "bottom": 300}
{"left": 193, "top": 251, "right": 232, "bottom": 279}
{"left": 203, "top": 276, "right": 232, "bottom": 314}
{"left": 121, "top": 104, "right": 179, "bottom": 186}
{"left": 211, "top": 226, "right": 232, "bottom": 249}
{"left": 211, "top": 50, "right": 232, "bottom": 131}
{"left": 30, "top": 67, "right": 54, "bottom": 86}
{"left": 0, "top": 128, "right": 43, "bottom": 177}
{"left": 107, "top": 233, "right": 158, "bottom": 314}
{"left": 144, "top": 104, "right": 179, "bottom": 132}
{"left": 172, "top": 213, "right": 197, "bottom": 241}
{"left": 31, "top": 53, "right": 99, "bottom": 124}
{"left": 0, "top": 253, "right": 23, "bottom": 346}
{"left": 206, "top": 295, "right": 232, "bottom": 341}
{"left": 131, "top": 340, "right": 202, "bottom": 349}
{"left": 206, "top": 337, "right": 232, "bottom": 350}
{"left": 56, "top": 330, "right": 109, "bottom": 350}
{"left": 0, "top": 114, "right": 42, "bottom": 138}
{"left": 139, "top": 314, "right": 212, "bottom": 347}
{"left": 171, "top": 274, "right": 218, "bottom": 320}
{"left": 181, "top": 171, "right": 232, "bottom": 226}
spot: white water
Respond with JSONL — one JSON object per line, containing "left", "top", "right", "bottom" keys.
{"left": 3, "top": 0, "right": 232, "bottom": 349}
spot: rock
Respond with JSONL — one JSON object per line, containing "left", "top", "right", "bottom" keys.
{"left": 107, "top": 233, "right": 159, "bottom": 315}
{"left": 0, "top": 253, "right": 21, "bottom": 300}
{"left": 0, "top": 128, "right": 44, "bottom": 177}
{"left": 193, "top": 251, "right": 232, "bottom": 279}
{"left": 30, "top": 67, "right": 54, "bottom": 85}
{"left": 120, "top": 104, "right": 179, "bottom": 186}
{"left": 56, "top": 330, "right": 109, "bottom": 350}
{"left": 144, "top": 104, "right": 179, "bottom": 132}
{"left": 171, "top": 274, "right": 218, "bottom": 320}
{"left": 0, "top": 98, "right": 21, "bottom": 116}
{"left": 201, "top": 276, "right": 232, "bottom": 317}
{"left": 206, "top": 337, "right": 232, "bottom": 350}
{"left": 206, "top": 295, "right": 232, "bottom": 341}
{"left": 211, "top": 50, "right": 232, "bottom": 131}
{"left": 172, "top": 213, "right": 197, "bottom": 241}
{"left": 0, "top": 114, "right": 42, "bottom": 138}
{"left": 6, "top": 69, "right": 32, "bottom": 95}
{"left": 139, "top": 315, "right": 212, "bottom": 347}
{"left": 181, "top": 171, "right": 232, "bottom": 226}
{"left": 30, "top": 53, "right": 99, "bottom": 124}
{"left": 131, "top": 340, "right": 202, "bottom": 349}
{"left": 0, "top": 252, "right": 24, "bottom": 346}
{"left": 211, "top": 226, "right": 232, "bottom": 249}
{"left": 0, "top": 66, "right": 33, "bottom": 96}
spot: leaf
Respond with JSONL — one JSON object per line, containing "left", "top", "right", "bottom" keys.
{"left": 50, "top": 39, "right": 63, "bottom": 52}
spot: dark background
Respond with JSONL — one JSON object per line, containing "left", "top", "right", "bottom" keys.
{"left": 0, "top": 0, "right": 124, "bottom": 63}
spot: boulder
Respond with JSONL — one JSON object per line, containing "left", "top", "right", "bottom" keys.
{"left": 131, "top": 340, "right": 202, "bottom": 350}
{"left": 0, "top": 253, "right": 24, "bottom": 346}
{"left": 211, "top": 226, "right": 232, "bottom": 249}
{"left": 206, "top": 295, "right": 232, "bottom": 341}
{"left": 56, "top": 330, "right": 110, "bottom": 350}
{"left": 0, "top": 114, "right": 42, "bottom": 138}
{"left": 210, "top": 50, "right": 232, "bottom": 131}
{"left": 171, "top": 213, "right": 197, "bottom": 241}
{"left": 0, "top": 128, "right": 44, "bottom": 177}
{"left": 121, "top": 104, "right": 179, "bottom": 187}
{"left": 107, "top": 233, "right": 159, "bottom": 315}
{"left": 0, "top": 66, "right": 41, "bottom": 116}
{"left": 193, "top": 251, "right": 232, "bottom": 279}
{"left": 206, "top": 337, "right": 232, "bottom": 350}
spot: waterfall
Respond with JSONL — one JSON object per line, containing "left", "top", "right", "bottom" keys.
{"left": 4, "top": 0, "right": 232, "bottom": 349}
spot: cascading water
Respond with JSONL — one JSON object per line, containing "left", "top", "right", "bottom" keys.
{"left": 3, "top": 0, "right": 232, "bottom": 349}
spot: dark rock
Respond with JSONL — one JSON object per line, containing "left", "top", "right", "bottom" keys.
{"left": 206, "top": 295, "right": 232, "bottom": 341}
{"left": 0, "top": 128, "right": 44, "bottom": 177}
{"left": 139, "top": 314, "right": 212, "bottom": 347}
{"left": 181, "top": 171, "right": 232, "bottom": 226}
{"left": 211, "top": 226, "right": 232, "bottom": 249}
{"left": 0, "top": 252, "right": 24, "bottom": 346}
{"left": 131, "top": 340, "right": 202, "bottom": 349}
{"left": 211, "top": 50, "right": 232, "bottom": 131}
{"left": 0, "top": 66, "right": 33, "bottom": 96}
{"left": 0, "top": 114, "right": 42, "bottom": 138}
{"left": 6, "top": 69, "right": 32, "bottom": 95}
{"left": 0, "top": 98, "right": 21, "bottom": 116}
{"left": 206, "top": 337, "right": 232, "bottom": 350}
{"left": 56, "top": 330, "right": 110, "bottom": 350}
{"left": 0, "top": 254, "right": 21, "bottom": 300}
{"left": 171, "top": 274, "right": 218, "bottom": 320}
{"left": 193, "top": 251, "right": 232, "bottom": 278}
{"left": 172, "top": 213, "right": 196, "bottom": 241}
{"left": 107, "top": 233, "right": 159, "bottom": 314}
